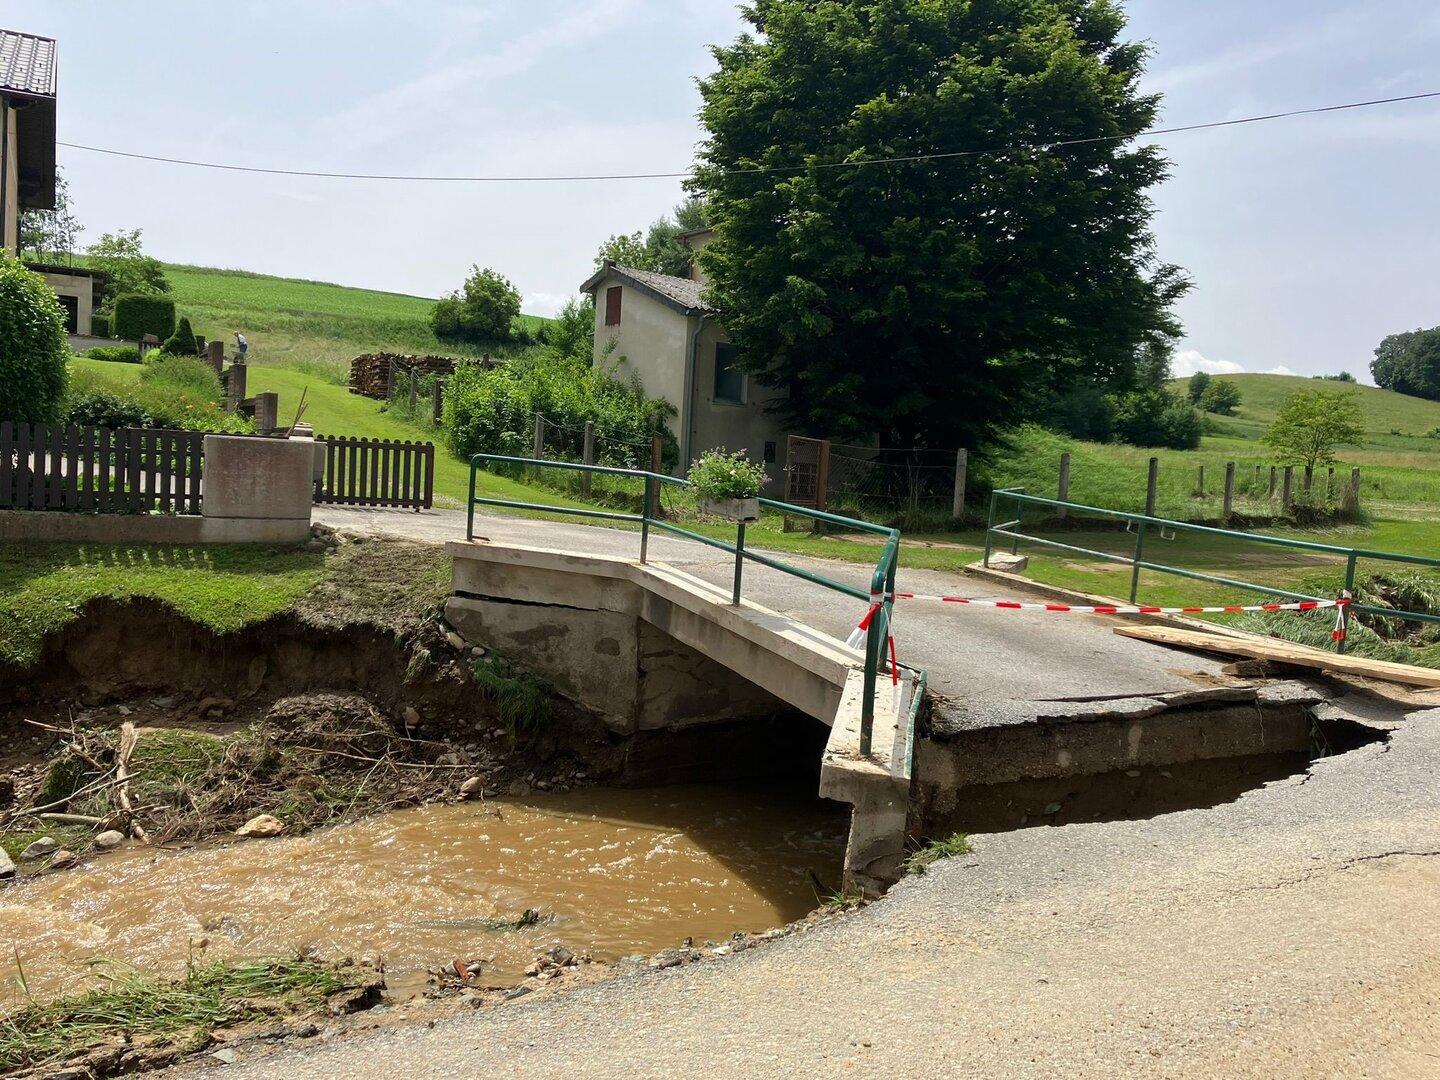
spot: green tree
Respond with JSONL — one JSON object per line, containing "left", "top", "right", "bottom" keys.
{"left": 595, "top": 197, "right": 711, "bottom": 277}
{"left": 1186, "top": 370, "right": 1211, "bottom": 403}
{"left": 161, "top": 315, "right": 199, "bottom": 356}
{"left": 431, "top": 266, "right": 522, "bottom": 346}
{"left": 86, "top": 229, "right": 169, "bottom": 304}
{"left": 20, "top": 167, "right": 83, "bottom": 263}
{"left": 1369, "top": 328, "right": 1440, "bottom": 399}
{"left": 542, "top": 297, "right": 596, "bottom": 364}
{"left": 1111, "top": 388, "right": 1201, "bottom": 449}
{"left": 0, "top": 253, "right": 70, "bottom": 422}
{"left": 1197, "top": 378, "right": 1241, "bottom": 415}
{"left": 1262, "top": 389, "right": 1365, "bottom": 472}
{"left": 692, "top": 0, "right": 1187, "bottom": 449}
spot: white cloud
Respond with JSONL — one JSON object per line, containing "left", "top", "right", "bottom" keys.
{"left": 523, "top": 291, "right": 574, "bottom": 317}
{"left": 1172, "top": 349, "right": 1245, "bottom": 377}
{"left": 1265, "top": 365, "right": 1299, "bottom": 376}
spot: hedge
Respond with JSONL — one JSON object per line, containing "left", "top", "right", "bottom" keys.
{"left": 90, "top": 312, "right": 111, "bottom": 338}
{"left": 0, "top": 253, "right": 70, "bottom": 422}
{"left": 112, "top": 293, "right": 177, "bottom": 342}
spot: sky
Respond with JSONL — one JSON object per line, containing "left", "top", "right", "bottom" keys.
{"left": 8, "top": 0, "right": 1439, "bottom": 382}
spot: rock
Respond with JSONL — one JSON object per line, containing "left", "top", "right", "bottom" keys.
{"left": 444, "top": 630, "right": 466, "bottom": 651}
{"left": 293, "top": 1023, "right": 321, "bottom": 1039}
{"left": 1125, "top": 769, "right": 1141, "bottom": 778}
{"left": 1042, "top": 802, "right": 1062, "bottom": 815}
{"left": 211, "top": 1048, "right": 237, "bottom": 1065}
{"left": 0, "top": 848, "right": 14, "bottom": 878}
{"left": 236, "top": 814, "right": 285, "bottom": 838}
{"left": 20, "top": 837, "right": 58, "bottom": 860}
{"left": 471, "top": 646, "right": 487, "bottom": 658}
{"left": 93, "top": 830, "right": 126, "bottom": 851}
{"left": 506, "top": 779, "right": 531, "bottom": 798}
{"left": 544, "top": 945, "right": 576, "bottom": 967}
{"left": 504, "top": 984, "right": 533, "bottom": 1000}
{"left": 459, "top": 777, "right": 485, "bottom": 798}
{"left": 402, "top": 705, "right": 422, "bottom": 727}
{"left": 984, "top": 551, "right": 1029, "bottom": 573}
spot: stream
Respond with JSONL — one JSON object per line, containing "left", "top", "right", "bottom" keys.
{"left": 0, "top": 782, "right": 847, "bottom": 1005}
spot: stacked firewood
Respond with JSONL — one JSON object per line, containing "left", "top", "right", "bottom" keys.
{"left": 348, "top": 354, "right": 464, "bottom": 399}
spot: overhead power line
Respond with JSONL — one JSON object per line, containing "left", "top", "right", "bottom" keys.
{"left": 56, "top": 89, "right": 1440, "bottom": 185}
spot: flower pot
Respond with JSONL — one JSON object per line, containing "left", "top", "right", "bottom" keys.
{"left": 699, "top": 496, "right": 760, "bottom": 522}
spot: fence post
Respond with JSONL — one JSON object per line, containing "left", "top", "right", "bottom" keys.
{"left": 432, "top": 380, "right": 444, "bottom": 425}
{"left": 951, "top": 448, "right": 968, "bottom": 521}
{"left": 408, "top": 369, "right": 418, "bottom": 413}
{"left": 815, "top": 439, "right": 832, "bottom": 514}
{"left": 1129, "top": 521, "right": 1147, "bottom": 604}
{"left": 982, "top": 490, "right": 998, "bottom": 568}
{"left": 253, "top": 392, "right": 278, "bottom": 434}
{"left": 1223, "top": 462, "right": 1236, "bottom": 520}
{"left": 1337, "top": 552, "right": 1357, "bottom": 654}
{"left": 581, "top": 420, "right": 595, "bottom": 496}
{"left": 1145, "top": 457, "right": 1158, "bottom": 517}
{"left": 732, "top": 521, "right": 746, "bottom": 605}
{"left": 1269, "top": 466, "right": 1277, "bottom": 499}
{"left": 1344, "top": 467, "right": 1361, "bottom": 516}
{"left": 651, "top": 433, "right": 662, "bottom": 474}
{"left": 1252, "top": 464, "right": 1261, "bottom": 491}
{"left": 1282, "top": 466, "right": 1294, "bottom": 511}
{"left": 227, "top": 362, "right": 247, "bottom": 412}
{"left": 1303, "top": 464, "right": 1313, "bottom": 496}
{"left": 1326, "top": 466, "right": 1334, "bottom": 499}
{"left": 206, "top": 339, "right": 224, "bottom": 375}
{"left": 1057, "top": 451, "right": 1071, "bottom": 520}
{"left": 532, "top": 413, "right": 545, "bottom": 460}
{"left": 1196, "top": 464, "right": 1205, "bottom": 498}
{"left": 386, "top": 361, "right": 396, "bottom": 401}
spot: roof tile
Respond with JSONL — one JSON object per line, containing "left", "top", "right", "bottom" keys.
{"left": 0, "top": 29, "right": 56, "bottom": 98}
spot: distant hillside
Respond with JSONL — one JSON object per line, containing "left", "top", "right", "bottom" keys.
{"left": 1167, "top": 373, "right": 1440, "bottom": 452}
{"left": 82, "top": 259, "right": 552, "bottom": 383}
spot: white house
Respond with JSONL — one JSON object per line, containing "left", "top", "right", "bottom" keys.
{"left": 580, "top": 228, "right": 788, "bottom": 491}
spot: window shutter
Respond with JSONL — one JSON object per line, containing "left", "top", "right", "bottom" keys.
{"left": 605, "top": 286, "right": 623, "bottom": 326}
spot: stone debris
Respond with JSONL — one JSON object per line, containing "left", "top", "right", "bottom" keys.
{"left": 459, "top": 777, "right": 485, "bottom": 798}
{"left": 0, "top": 847, "right": 14, "bottom": 878}
{"left": 402, "top": 705, "right": 422, "bottom": 728}
{"left": 444, "top": 630, "right": 467, "bottom": 652}
{"left": 236, "top": 814, "right": 286, "bottom": 838}
{"left": 93, "top": 830, "right": 126, "bottom": 851}
{"left": 20, "top": 836, "right": 58, "bottom": 860}
{"left": 524, "top": 944, "right": 586, "bottom": 981}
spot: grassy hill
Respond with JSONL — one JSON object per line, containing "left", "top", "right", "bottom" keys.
{"left": 86, "top": 261, "right": 552, "bottom": 385}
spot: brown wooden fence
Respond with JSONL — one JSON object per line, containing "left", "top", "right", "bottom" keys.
{"left": 315, "top": 435, "right": 434, "bottom": 509}
{"left": 0, "top": 422, "right": 204, "bottom": 514}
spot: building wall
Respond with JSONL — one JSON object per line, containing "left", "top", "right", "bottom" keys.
{"left": 688, "top": 320, "right": 788, "bottom": 494}
{"left": 684, "top": 230, "right": 716, "bottom": 287}
{"left": 41, "top": 270, "right": 94, "bottom": 334}
{"left": 590, "top": 270, "right": 691, "bottom": 444}
{"left": 2, "top": 104, "right": 17, "bottom": 253}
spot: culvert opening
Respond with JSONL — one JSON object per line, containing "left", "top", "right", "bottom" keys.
{"left": 909, "top": 694, "right": 1392, "bottom": 839}
{"left": 0, "top": 599, "right": 848, "bottom": 1007}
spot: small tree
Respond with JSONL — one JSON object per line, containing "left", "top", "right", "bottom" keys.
{"left": 1198, "top": 379, "right": 1242, "bottom": 415}
{"left": 431, "top": 266, "right": 521, "bottom": 346}
{"left": 595, "top": 197, "right": 711, "bottom": 276}
{"left": 1186, "top": 371, "right": 1212, "bottom": 403}
{"left": 20, "top": 167, "right": 83, "bottom": 263}
{"left": 1262, "top": 389, "right": 1365, "bottom": 472}
{"left": 161, "top": 316, "right": 199, "bottom": 356}
{"left": 0, "top": 253, "right": 70, "bottom": 422}
{"left": 86, "top": 229, "right": 169, "bottom": 304}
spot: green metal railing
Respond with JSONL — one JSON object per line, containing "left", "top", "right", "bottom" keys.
{"left": 984, "top": 487, "right": 1440, "bottom": 653}
{"left": 467, "top": 454, "right": 902, "bottom": 755}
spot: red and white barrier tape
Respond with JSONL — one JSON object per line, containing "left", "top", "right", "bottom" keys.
{"left": 845, "top": 592, "right": 1353, "bottom": 651}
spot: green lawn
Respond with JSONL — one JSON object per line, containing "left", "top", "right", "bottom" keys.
{"left": 80, "top": 260, "right": 551, "bottom": 384}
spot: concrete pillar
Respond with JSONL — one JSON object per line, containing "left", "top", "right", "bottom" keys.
{"left": 1056, "top": 451, "right": 1070, "bottom": 520}
{"left": 839, "top": 781, "right": 910, "bottom": 899}
{"left": 951, "top": 448, "right": 968, "bottom": 521}
{"left": 1343, "top": 467, "right": 1361, "bottom": 515}
{"left": 1145, "top": 457, "right": 1158, "bottom": 517}
{"left": 227, "top": 362, "right": 247, "bottom": 412}
{"left": 252, "top": 392, "right": 279, "bottom": 434}
{"left": 206, "top": 339, "right": 224, "bottom": 375}
{"left": 200, "top": 434, "right": 314, "bottom": 542}
{"left": 1223, "top": 462, "right": 1236, "bottom": 519}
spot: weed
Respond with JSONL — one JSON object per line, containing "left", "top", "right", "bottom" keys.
{"left": 472, "top": 654, "right": 551, "bottom": 741}
{"left": 818, "top": 888, "right": 866, "bottom": 910}
{"left": 904, "top": 833, "right": 970, "bottom": 876}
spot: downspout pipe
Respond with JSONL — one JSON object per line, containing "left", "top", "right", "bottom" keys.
{"left": 682, "top": 311, "right": 706, "bottom": 473}
{"left": 0, "top": 95, "right": 9, "bottom": 255}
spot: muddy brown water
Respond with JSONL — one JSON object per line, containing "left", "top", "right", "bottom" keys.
{"left": 0, "top": 783, "right": 846, "bottom": 1005}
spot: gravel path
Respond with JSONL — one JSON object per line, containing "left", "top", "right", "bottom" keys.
{"left": 165, "top": 705, "right": 1440, "bottom": 1078}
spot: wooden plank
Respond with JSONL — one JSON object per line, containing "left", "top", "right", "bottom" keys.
{"left": 0, "top": 421, "right": 12, "bottom": 508}
{"left": 421, "top": 443, "right": 435, "bottom": 509}
{"left": 15, "top": 423, "right": 32, "bottom": 509}
{"left": 366, "top": 438, "right": 379, "bottom": 506}
{"left": 158, "top": 431, "right": 173, "bottom": 513}
{"left": 80, "top": 426, "right": 96, "bottom": 509}
{"left": 127, "top": 428, "right": 143, "bottom": 513}
{"left": 378, "top": 440, "right": 391, "bottom": 505}
{"left": 357, "top": 438, "right": 371, "bottom": 506}
{"left": 144, "top": 430, "right": 159, "bottom": 512}
{"left": 400, "top": 441, "right": 413, "bottom": 509}
{"left": 390, "top": 440, "right": 402, "bottom": 507}
{"left": 187, "top": 432, "right": 203, "bottom": 513}
{"left": 29, "top": 423, "right": 48, "bottom": 509}
{"left": 62, "top": 425, "right": 79, "bottom": 509}
{"left": 47, "top": 423, "right": 64, "bottom": 508}
{"left": 98, "top": 428, "right": 114, "bottom": 511}
{"left": 346, "top": 437, "right": 359, "bottom": 505}
{"left": 1113, "top": 625, "right": 1440, "bottom": 689}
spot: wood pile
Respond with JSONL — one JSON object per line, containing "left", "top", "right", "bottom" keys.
{"left": 348, "top": 353, "right": 466, "bottom": 399}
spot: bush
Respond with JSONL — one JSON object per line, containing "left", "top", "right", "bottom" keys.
{"left": 1186, "top": 371, "right": 1211, "bottom": 403}
{"left": 112, "top": 293, "right": 176, "bottom": 342}
{"left": 687, "top": 448, "right": 767, "bottom": 500}
{"left": 0, "top": 253, "right": 70, "bottom": 422}
{"left": 64, "top": 385, "right": 152, "bottom": 428}
{"left": 86, "top": 344, "right": 141, "bottom": 364}
{"left": 1197, "top": 378, "right": 1242, "bottom": 415}
{"left": 443, "top": 347, "right": 674, "bottom": 468}
{"left": 137, "top": 355, "right": 251, "bottom": 433}
{"left": 1112, "top": 389, "right": 1203, "bottom": 449}
{"left": 90, "top": 312, "right": 111, "bottom": 338}
{"left": 161, "top": 316, "right": 199, "bottom": 356}
{"left": 431, "top": 266, "right": 522, "bottom": 346}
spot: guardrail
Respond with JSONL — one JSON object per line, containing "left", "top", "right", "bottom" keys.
{"left": 467, "top": 454, "right": 900, "bottom": 755}
{"left": 984, "top": 487, "right": 1440, "bottom": 653}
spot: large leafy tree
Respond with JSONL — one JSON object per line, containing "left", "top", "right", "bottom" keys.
{"left": 692, "top": 0, "right": 1187, "bottom": 448}
{"left": 595, "top": 196, "right": 711, "bottom": 276}
{"left": 85, "top": 228, "right": 170, "bottom": 304}
{"left": 431, "top": 266, "right": 522, "bottom": 346}
{"left": 1371, "top": 327, "right": 1440, "bottom": 400}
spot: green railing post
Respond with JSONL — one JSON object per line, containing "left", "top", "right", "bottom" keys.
{"left": 639, "top": 474, "right": 654, "bottom": 564}
{"left": 1338, "top": 552, "right": 1357, "bottom": 654}
{"left": 1129, "top": 521, "right": 1147, "bottom": 604}
{"left": 732, "top": 521, "right": 746, "bottom": 605}
{"left": 982, "top": 490, "right": 998, "bottom": 568}
{"left": 860, "top": 615, "right": 879, "bottom": 758}
{"left": 466, "top": 460, "right": 477, "bottom": 541}
{"left": 1010, "top": 492, "right": 1022, "bottom": 556}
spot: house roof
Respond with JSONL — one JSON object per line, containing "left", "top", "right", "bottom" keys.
{"left": 0, "top": 29, "right": 57, "bottom": 98}
{"left": 579, "top": 262, "right": 716, "bottom": 316}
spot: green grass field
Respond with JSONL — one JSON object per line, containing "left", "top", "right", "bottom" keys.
{"left": 85, "top": 261, "right": 550, "bottom": 385}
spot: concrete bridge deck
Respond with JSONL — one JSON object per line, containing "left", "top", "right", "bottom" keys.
{"left": 316, "top": 505, "right": 1240, "bottom": 723}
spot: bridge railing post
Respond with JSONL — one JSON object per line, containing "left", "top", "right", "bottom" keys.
{"left": 982, "top": 489, "right": 998, "bottom": 568}
{"left": 640, "top": 474, "right": 654, "bottom": 564}
{"left": 1129, "top": 520, "right": 1147, "bottom": 604}
{"left": 732, "top": 521, "right": 746, "bottom": 605}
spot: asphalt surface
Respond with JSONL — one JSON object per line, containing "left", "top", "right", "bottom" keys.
{"left": 167, "top": 703, "right": 1440, "bottom": 1079}
{"left": 314, "top": 505, "right": 1236, "bottom": 721}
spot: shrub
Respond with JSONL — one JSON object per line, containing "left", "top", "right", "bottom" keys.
{"left": 137, "top": 355, "right": 251, "bottom": 433}
{"left": 431, "top": 266, "right": 522, "bottom": 346}
{"left": 1197, "top": 378, "right": 1242, "bottom": 415}
{"left": 90, "top": 312, "right": 111, "bottom": 338}
{"left": 687, "top": 448, "right": 767, "bottom": 500}
{"left": 1186, "top": 371, "right": 1211, "bottom": 403}
{"left": 161, "top": 316, "right": 199, "bottom": 356}
{"left": 0, "top": 252, "right": 70, "bottom": 422}
{"left": 65, "top": 385, "right": 152, "bottom": 428}
{"left": 86, "top": 344, "right": 142, "bottom": 364}
{"left": 112, "top": 293, "right": 176, "bottom": 342}
{"left": 1111, "top": 388, "right": 1202, "bottom": 449}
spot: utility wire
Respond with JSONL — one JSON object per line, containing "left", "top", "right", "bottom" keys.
{"left": 56, "top": 89, "right": 1440, "bottom": 184}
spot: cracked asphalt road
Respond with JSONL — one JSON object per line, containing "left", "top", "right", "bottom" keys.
{"left": 164, "top": 703, "right": 1440, "bottom": 1079}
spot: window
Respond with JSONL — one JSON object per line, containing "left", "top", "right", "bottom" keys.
{"left": 604, "top": 286, "right": 623, "bottom": 326}
{"left": 713, "top": 342, "right": 744, "bottom": 403}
